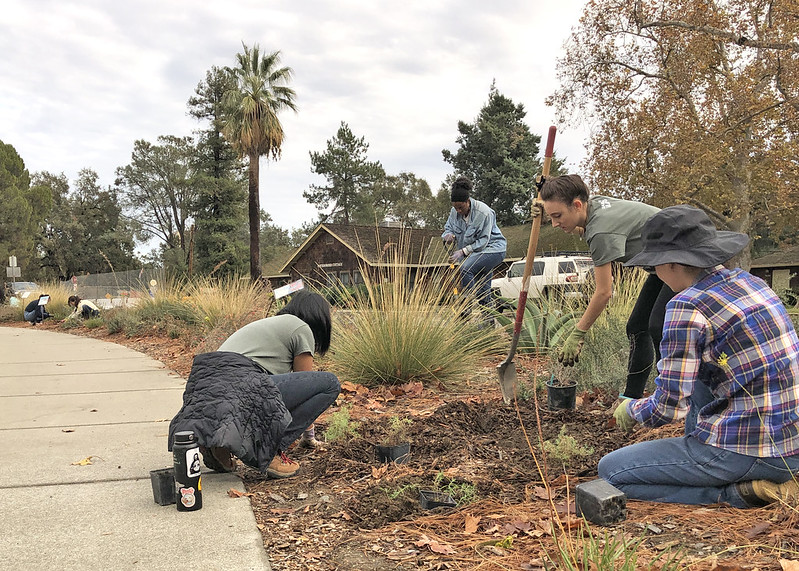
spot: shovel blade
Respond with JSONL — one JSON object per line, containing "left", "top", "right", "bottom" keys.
{"left": 496, "top": 359, "right": 517, "bottom": 405}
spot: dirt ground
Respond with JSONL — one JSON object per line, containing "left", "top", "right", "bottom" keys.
{"left": 18, "top": 321, "right": 799, "bottom": 570}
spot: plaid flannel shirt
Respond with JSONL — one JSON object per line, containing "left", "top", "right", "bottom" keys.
{"left": 629, "top": 268, "right": 799, "bottom": 457}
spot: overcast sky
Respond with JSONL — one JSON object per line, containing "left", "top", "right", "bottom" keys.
{"left": 2, "top": 0, "right": 590, "bottom": 233}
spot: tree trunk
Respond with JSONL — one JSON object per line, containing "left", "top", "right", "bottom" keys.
{"left": 248, "top": 152, "right": 262, "bottom": 281}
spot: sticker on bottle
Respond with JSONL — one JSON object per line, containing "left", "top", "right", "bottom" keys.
{"left": 186, "top": 447, "right": 201, "bottom": 478}
{"left": 178, "top": 486, "right": 196, "bottom": 508}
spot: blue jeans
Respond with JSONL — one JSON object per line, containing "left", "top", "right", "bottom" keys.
{"left": 598, "top": 384, "right": 799, "bottom": 507}
{"left": 459, "top": 250, "right": 505, "bottom": 309}
{"left": 270, "top": 371, "right": 340, "bottom": 451}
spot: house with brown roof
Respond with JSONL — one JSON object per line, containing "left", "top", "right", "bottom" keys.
{"left": 750, "top": 245, "right": 799, "bottom": 296}
{"left": 268, "top": 223, "right": 451, "bottom": 289}
{"left": 266, "top": 221, "right": 592, "bottom": 290}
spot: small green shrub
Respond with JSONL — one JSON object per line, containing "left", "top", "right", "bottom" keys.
{"left": 84, "top": 317, "right": 103, "bottom": 329}
{"left": 0, "top": 305, "right": 22, "bottom": 322}
{"left": 382, "top": 415, "right": 412, "bottom": 446}
{"left": 134, "top": 298, "right": 199, "bottom": 325}
{"left": 385, "top": 483, "right": 419, "bottom": 500}
{"left": 105, "top": 308, "right": 140, "bottom": 335}
{"left": 543, "top": 425, "right": 594, "bottom": 466}
{"left": 432, "top": 472, "right": 478, "bottom": 506}
{"left": 59, "top": 318, "right": 81, "bottom": 330}
{"left": 323, "top": 406, "right": 360, "bottom": 442}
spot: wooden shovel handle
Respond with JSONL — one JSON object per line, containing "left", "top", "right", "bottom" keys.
{"left": 513, "top": 126, "right": 556, "bottom": 335}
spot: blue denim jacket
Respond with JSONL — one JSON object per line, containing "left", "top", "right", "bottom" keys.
{"left": 442, "top": 198, "right": 506, "bottom": 255}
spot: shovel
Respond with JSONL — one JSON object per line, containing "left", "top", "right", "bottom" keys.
{"left": 497, "top": 125, "right": 557, "bottom": 404}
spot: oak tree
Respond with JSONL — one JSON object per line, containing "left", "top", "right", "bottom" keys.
{"left": 549, "top": 0, "right": 799, "bottom": 266}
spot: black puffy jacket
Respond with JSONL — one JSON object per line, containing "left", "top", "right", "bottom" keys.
{"left": 168, "top": 351, "right": 291, "bottom": 473}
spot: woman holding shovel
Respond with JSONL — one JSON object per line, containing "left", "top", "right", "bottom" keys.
{"left": 540, "top": 174, "right": 670, "bottom": 399}
{"left": 442, "top": 176, "right": 507, "bottom": 324}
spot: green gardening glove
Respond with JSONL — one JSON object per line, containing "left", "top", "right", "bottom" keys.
{"left": 613, "top": 400, "right": 637, "bottom": 432}
{"left": 558, "top": 327, "right": 587, "bottom": 367}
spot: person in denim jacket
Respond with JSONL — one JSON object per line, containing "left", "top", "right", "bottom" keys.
{"left": 442, "top": 176, "right": 507, "bottom": 322}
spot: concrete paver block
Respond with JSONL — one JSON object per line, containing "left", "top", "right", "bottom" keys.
{"left": 575, "top": 478, "right": 627, "bottom": 525}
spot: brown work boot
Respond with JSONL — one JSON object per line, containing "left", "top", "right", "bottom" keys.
{"left": 267, "top": 451, "right": 300, "bottom": 479}
{"left": 751, "top": 478, "right": 799, "bottom": 505}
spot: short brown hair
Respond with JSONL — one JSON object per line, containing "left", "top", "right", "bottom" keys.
{"left": 540, "top": 174, "right": 589, "bottom": 204}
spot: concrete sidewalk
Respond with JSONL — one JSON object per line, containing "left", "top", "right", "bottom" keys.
{"left": 0, "top": 327, "right": 271, "bottom": 570}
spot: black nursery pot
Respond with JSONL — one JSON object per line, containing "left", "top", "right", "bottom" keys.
{"left": 419, "top": 489, "right": 457, "bottom": 510}
{"left": 149, "top": 467, "right": 175, "bottom": 506}
{"left": 546, "top": 380, "right": 577, "bottom": 410}
{"left": 375, "top": 442, "right": 410, "bottom": 464}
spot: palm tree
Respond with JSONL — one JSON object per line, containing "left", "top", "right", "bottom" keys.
{"left": 222, "top": 43, "right": 297, "bottom": 281}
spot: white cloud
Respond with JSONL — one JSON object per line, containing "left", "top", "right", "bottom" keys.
{"left": 1, "top": 0, "right": 589, "bottom": 233}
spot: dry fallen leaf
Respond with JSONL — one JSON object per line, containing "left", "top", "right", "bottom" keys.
{"left": 399, "top": 381, "right": 423, "bottom": 397}
{"left": 414, "top": 534, "right": 456, "bottom": 554}
{"left": 428, "top": 541, "right": 456, "bottom": 555}
{"left": 532, "top": 486, "right": 550, "bottom": 500}
{"left": 71, "top": 456, "right": 94, "bottom": 466}
{"left": 340, "top": 381, "right": 369, "bottom": 395}
{"left": 745, "top": 521, "right": 771, "bottom": 539}
{"left": 227, "top": 488, "right": 253, "bottom": 498}
{"left": 464, "top": 515, "right": 480, "bottom": 534}
{"left": 61, "top": 429, "right": 75, "bottom": 433}
{"left": 780, "top": 560, "right": 799, "bottom": 571}
{"left": 371, "top": 465, "right": 388, "bottom": 479}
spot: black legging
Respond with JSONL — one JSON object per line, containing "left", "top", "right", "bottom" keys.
{"left": 623, "top": 273, "right": 675, "bottom": 398}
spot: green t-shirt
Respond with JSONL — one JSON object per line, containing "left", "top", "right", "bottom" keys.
{"left": 584, "top": 196, "right": 660, "bottom": 266}
{"left": 218, "top": 314, "right": 315, "bottom": 374}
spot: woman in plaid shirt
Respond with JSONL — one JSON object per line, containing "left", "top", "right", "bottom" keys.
{"left": 600, "top": 205, "right": 799, "bottom": 507}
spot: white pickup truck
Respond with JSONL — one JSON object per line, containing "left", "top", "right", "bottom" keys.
{"left": 491, "top": 254, "right": 594, "bottom": 302}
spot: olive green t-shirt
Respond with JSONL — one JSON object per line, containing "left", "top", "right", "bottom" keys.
{"left": 218, "top": 314, "right": 315, "bottom": 374}
{"left": 584, "top": 196, "right": 660, "bottom": 266}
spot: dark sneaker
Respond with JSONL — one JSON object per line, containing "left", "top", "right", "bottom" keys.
{"left": 199, "top": 446, "right": 236, "bottom": 473}
{"left": 266, "top": 451, "right": 300, "bottom": 479}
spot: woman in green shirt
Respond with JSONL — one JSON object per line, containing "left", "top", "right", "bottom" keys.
{"left": 212, "top": 290, "right": 339, "bottom": 478}
{"left": 541, "top": 174, "right": 674, "bottom": 398}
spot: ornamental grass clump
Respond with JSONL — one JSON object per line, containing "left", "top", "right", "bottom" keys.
{"left": 329, "top": 234, "right": 504, "bottom": 388}
{"left": 183, "top": 275, "right": 273, "bottom": 331}
{"left": 133, "top": 275, "right": 200, "bottom": 326}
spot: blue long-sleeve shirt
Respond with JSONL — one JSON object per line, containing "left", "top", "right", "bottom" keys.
{"left": 628, "top": 268, "right": 799, "bottom": 457}
{"left": 442, "top": 198, "right": 506, "bottom": 255}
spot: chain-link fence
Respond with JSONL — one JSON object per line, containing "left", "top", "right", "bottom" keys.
{"left": 71, "top": 269, "right": 165, "bottom": 307}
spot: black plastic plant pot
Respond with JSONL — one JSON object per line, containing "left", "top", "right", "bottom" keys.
{"left": 375, "top": 442, "right": 410, "bottom": 464}
{"left": 150, "top": 467, "right": 175, "bottom": 506}
{"left": 546, "top": 380, "right": 577, "bottom": 410}
{"left": 419, "top": 489, "right": 457, "bottom": 510}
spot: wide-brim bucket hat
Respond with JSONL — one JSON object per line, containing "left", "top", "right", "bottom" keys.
{"left": 625, "top": 205, "right": 749, "bottom": 269}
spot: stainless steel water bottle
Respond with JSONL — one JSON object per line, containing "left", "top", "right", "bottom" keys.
{"left": 172, "top": 430, "right": 203, "bottom": 511}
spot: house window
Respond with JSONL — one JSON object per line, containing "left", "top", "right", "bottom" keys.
{"left": 352, "top": 270, "right": 363, "bottom": 285}
{"left": 339, "top": 271, "right": 351, "bottom": 286}
{"left": 326, "top": 271, "right": 337, "bottom": 286}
